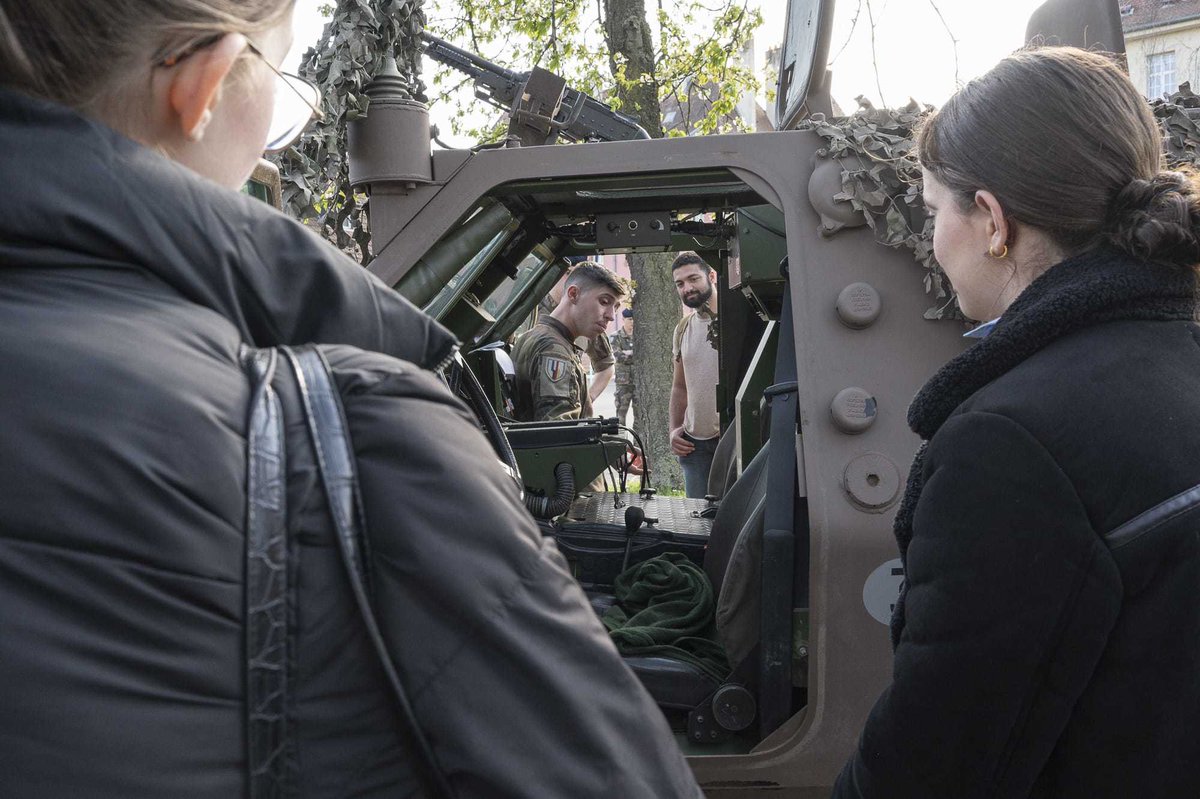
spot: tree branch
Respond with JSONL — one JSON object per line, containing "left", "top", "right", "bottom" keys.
{"left": 865, "top": 0, "right": 886, "bottom": 106}
{"left": 926, "top": 0, "right": 960, "bottom": 88}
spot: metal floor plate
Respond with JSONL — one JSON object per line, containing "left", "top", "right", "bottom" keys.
{"left": 565, "top": 492, "right": 715, "bottom": 537}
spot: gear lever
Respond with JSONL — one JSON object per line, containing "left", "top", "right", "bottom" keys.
{"left": 621, "top": 505, "right": 645, "bottom": 573}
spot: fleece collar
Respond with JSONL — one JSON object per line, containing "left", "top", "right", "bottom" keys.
{"left": 0, "top": 88, "right": 457, "bottom": 370}
{"left": 909, "top": 248, "right": 1199, "bottom": 440}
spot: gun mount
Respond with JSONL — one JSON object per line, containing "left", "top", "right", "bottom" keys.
{"left": 420, "top": 32, "right": 650, "bottom": 146}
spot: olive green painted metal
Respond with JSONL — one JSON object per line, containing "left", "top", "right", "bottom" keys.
{"left": 734, "top": 324, "right": 778, "bottom": 473}
{"left": 512, "top": 440, "right": 629, "bottom": 499}
{"left": 720, "top": 202, "right": 787, "bottom": 470}
{"left": 396, "top": 200, "right": 514, "bottom": 310}
{"left": 479, "top": 247, "right": 569, "bottom": 344}
{"left": 709, "top": 204, "right": 787, "bottom": 451}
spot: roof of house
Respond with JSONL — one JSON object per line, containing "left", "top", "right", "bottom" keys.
{"left": 1121, "top": 0, "right": 1200, "bottom": 34}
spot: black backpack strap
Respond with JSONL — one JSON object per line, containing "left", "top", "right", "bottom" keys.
{"left": 281, "top": 345, "right": 455, "bottom": 799}
{"left": 244, "top": 347, "right": 291, "bottom": 798}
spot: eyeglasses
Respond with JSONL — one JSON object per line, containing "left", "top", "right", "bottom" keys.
{"left": 158, "top": 35, "right": 324, "bottom": 154}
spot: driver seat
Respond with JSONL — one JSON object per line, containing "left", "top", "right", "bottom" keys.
{"left": 604, "top": 442, "right": 771, "bottom": 717}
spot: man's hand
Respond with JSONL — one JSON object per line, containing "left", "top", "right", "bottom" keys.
{"left": 621, "top": 444, "right": 645, "bottom": 476}
{"left": 589, "top": 364, "right": 614, "bottom": 402}
{"left": 670, "top": 426, "right": 695, "bottom": 456}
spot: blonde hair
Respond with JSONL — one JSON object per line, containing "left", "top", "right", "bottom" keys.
{"left": 0, "top": 0, "right": 294, "bottom": 117}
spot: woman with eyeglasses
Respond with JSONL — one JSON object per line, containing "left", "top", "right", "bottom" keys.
{"left": 833, "top": 47, "right": 1200, "bottom": 799}
{"left": 0, "top": 2, "right": 703, "bottom": 797}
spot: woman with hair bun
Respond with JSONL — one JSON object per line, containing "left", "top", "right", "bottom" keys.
{"left": 834, "top": 47, "right": 1200, "bottom": 798}
{"left": 0, "top": 1, "right": 702, "bottom": 797}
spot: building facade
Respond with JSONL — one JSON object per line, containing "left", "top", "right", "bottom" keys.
{"left": 1123, "top": 1, "right": 1200, "bottom": 100}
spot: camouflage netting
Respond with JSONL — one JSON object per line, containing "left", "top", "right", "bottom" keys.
{"left": 272, "top": 0, "right": 427, "bottom": 264}
{"left": 802, "top": 84, "right": 1200, "bottom": 321}
{"left": 797, "top": 99, "right": 952, "bottom": 319}
{"left": 1154, "top": 83, "right": 1200, "bottom": 164}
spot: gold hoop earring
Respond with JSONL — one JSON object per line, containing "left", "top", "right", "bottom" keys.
{"left": 988, "top": 243, "right": 1009, "bottom": 259}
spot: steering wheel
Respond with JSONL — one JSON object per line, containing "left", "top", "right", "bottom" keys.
{"left": 441, "top": 353, "right": 523, "bottom": 486}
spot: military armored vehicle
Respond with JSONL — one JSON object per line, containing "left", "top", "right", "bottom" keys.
{"left": 264, "top": 0, "right": 1125, "bottom": 794}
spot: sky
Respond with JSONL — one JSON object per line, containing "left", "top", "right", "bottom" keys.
{"left": 818, "top": 0, "right": 1050, "bottom": 111}
{"left": 285, "top": 0, "right": 1056, "bottom": 139}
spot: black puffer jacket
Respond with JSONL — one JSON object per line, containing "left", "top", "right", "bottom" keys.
{"left": 834, "top": 248, "right": 1200, "bottom": 798}
{"left": 0, "top": 90, "right": 701, "bottom": 798}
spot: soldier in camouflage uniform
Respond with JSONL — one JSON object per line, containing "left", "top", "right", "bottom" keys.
{"left": 513, "top": 262, "right": 627, "bottom": 421}
{"left": 538, "top": 274, "right": 615, "bottom": 390}
{"left": 611, "top": 309, "right": 635, "bottom": 425}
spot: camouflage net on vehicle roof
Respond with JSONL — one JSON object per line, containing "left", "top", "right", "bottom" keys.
{"left": 801, "top": 85, "right": 1200, "bottom": 322}
{"left": 797, "top": 100, "right": 952, "bottom": 319}
{"left": 1154, "top": 83, "right": 1200, "bottom": 164}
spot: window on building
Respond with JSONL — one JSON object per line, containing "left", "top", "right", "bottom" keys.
{"left": 1147, "top": 52, "right": 1176, "bottom": 99}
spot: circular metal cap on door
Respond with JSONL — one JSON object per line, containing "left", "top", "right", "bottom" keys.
{"left": 836, "top": 282, "right": 882, "bottom": 329}
{"left": 830, "top": 387, "right": 877, "bottom": 433}
{"left": 843, "top": 452, "right": 901, "bottom": 512}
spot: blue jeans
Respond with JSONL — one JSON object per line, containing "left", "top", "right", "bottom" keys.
{"left": 679, "top": 433, "right": 719, "bottom": 498}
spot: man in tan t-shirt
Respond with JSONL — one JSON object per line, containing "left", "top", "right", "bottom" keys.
{"left": 668, "top": 251, "right": 720, "bottom": 498}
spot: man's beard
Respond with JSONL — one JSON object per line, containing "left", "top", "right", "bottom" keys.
{"left": 682, "top": 283, "right": 713, "bottom": 309}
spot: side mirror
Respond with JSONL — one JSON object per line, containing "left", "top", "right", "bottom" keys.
{"left": 242, "top": 159, "right": 283, "bottom": 210}
{"left": 775, "top": 0, "right": 836, "bottom": 130}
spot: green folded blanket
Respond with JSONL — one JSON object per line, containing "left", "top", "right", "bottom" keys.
{"left": 601, "top": 553, "right": 730, "bottom": 682}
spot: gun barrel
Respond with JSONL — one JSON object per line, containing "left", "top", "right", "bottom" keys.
{"left": 568, "top": 91, "right": 651, "bottom": 141}
{"left": 418, "top": 31, "right": 650, "bottom": 143}
{"left": 419, "top": 31, "right": 520, "bottom": 83}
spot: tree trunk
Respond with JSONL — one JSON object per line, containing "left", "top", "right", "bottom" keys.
{"left": 602, "top": 0, "right": 680, "bottom": 489}
{"left": 629, "top": 253, "right": 684, "bottom": 491}
{"left": 602, "top": 0, "right": 664, "bottom": 139}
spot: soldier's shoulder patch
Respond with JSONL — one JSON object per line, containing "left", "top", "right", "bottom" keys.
{"left": 543, "top": 356, "right": 571, "bottom": 383}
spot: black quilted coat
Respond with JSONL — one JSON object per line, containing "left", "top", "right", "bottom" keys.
{"left": 834, "top": 248, "right": 1200, "bottom": 798}
{"left": 0, "top": 90, "right": 701, "bottom": 798}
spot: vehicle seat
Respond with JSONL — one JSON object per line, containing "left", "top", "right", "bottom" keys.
{"left": 705, "top": 426, "right": 739, "bottom": 500}
{"left": 600, "top": 443, "right": 772, "bottom": 713}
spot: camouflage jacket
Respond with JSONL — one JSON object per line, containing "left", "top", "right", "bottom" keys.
{"left": 511, "top": 317, "right": 592, "bottom": 420}
{"left": 538, "top": 294, "right": 614, "bottom": 372}
{"left": 611, "top": 328, "right": 634, "bottom": 385}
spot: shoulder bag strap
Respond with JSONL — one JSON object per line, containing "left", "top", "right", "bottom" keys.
{"left": 244, "top": 347, "right": 290, "bottom": 799}
{"left": 281, "top": 345, "right": 455, "bottom": 799}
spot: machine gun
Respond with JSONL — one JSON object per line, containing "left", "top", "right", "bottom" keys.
{"left": 420, "top": 32, "right": 650, "bottom": 146}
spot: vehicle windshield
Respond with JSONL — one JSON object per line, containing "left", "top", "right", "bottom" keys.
{"left": 474, "top": 253, "right": 549, "bottom": 342}
{"left": 424, "top": 228, "right": 512, "bottom": 320}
